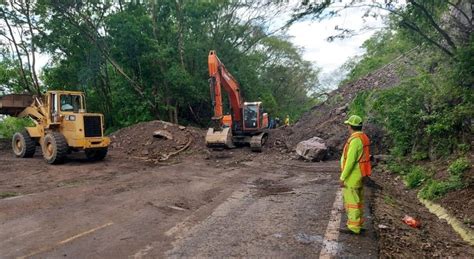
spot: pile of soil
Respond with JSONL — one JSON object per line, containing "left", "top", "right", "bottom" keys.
{"left": 371, "top": 165, "right": 474, "bottom": 257}
{"left": 110, "top": 120, "right": 206, "bottom": 162}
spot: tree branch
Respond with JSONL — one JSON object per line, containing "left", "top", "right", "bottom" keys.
{"left": 408, "top": 0, "right": 457, "bottom": 51}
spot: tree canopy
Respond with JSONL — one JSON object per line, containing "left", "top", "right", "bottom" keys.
{"left": 0, "top": 0, "right": 319, "bottom": 130}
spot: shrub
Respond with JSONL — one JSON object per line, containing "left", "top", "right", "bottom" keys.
{"left": 404, "top": 166, "right": 428, "bottom": 188}
{"left": 0, "top": 116, "right": 34, "bottom": 139}
{"left": 419, "top": 179, "right": 453, "bottom": 200}
{"left": 387, "top": 159, "right": 405, "bottom": 175}
{"left": 448, "top": 157, "right": 471, "bottom": 177}
{"left": 348, "top": 91, "right": 370, "bottom": 119}
{"left": 412, "top": 151, "right": 429, "bottom": 161}
{"left": 419, "top": 162, "right": 467, "bottom": 200}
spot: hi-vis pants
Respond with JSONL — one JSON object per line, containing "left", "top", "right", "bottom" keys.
{"left": 343, "top": 187, "right": 364, "bottom": 233}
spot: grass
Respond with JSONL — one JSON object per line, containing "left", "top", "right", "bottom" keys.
{"left": 0, "top": 192, "right": 19, "bottom": 199}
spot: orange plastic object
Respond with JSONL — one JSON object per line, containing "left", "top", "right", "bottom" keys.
{"left": 402, "top": 215, "right": 421, "bottom": 228}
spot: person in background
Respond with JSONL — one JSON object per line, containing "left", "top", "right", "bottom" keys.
{"left": 275, "top": 117, "right": 280, "bottom": 128}
{"left": 268, "top": 117, "right": 275, "bottom": 129}
{"left": 284, "top": 114, "right": 290, "bottom": 126}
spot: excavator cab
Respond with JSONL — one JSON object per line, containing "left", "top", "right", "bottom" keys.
{"left": 243, "top": 102, "right": 268, "bottom": 130}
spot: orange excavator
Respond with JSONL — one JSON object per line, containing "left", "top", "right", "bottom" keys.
{"left": 206, "top": 50, "right": 269, "bottom": 152}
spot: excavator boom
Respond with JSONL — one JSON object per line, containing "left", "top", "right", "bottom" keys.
{"left": 208, "top": 50, "right": 243, "bottom": 126}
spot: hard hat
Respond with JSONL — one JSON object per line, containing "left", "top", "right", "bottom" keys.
{"left": 344, "top": 115, "right": 363, "bottom": 126}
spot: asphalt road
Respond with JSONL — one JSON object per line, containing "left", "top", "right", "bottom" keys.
{"left": 0, "top": 149, "right": 377, "bottom": 258}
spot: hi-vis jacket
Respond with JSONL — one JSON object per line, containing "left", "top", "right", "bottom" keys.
{"left": 340, "top": 131, "right": 371, "bottom": 188}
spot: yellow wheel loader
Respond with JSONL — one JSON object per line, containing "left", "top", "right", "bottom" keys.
{"left": 0, "top": 91, "right": 110, "bottom": 164}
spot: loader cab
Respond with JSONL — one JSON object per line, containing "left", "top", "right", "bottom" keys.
{"left": 49, "top": 91, "right": 85, "bottom": 116}
{"left": 243, "top": 102, "right": 267, "bottom": 131}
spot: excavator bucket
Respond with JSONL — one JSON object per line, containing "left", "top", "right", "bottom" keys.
{"left": 0, "top": 94, "right": 33, "bottom": 116}
{"left": 205, "top": 127, "right": 234, "bottom": 148}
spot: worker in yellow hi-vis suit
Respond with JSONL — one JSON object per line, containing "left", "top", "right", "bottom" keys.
{"left": 284, "top": 115, "right": 290, "bottom": 126}
{"left": 340, "top": 115, "right": 372, "bottom": 234}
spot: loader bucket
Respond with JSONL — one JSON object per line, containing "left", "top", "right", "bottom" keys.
{"left": 205, "top": 127, "right": 234, "bottom": 148}
{"left": 0, "top": 94, "right": 33, "bottom": 116}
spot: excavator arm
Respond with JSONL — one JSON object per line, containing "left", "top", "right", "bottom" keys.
{"left": 208, "top": 50, "right": 243, "bottom": 128}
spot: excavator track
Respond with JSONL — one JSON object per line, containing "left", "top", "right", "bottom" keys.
{"left": 250, "top": 132, "right": 267, "bottom": 152}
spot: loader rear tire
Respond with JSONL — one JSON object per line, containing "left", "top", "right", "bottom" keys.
{"left": 42, "top": 132, "right": 68, "bottom": 164}
{"left": 12, "top": 130, "right": 36, "bottom": 158}
{"left": 85, "top": 148, "right": 108, "bottom": 161}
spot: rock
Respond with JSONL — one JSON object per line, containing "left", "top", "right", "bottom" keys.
{"left": 373, "top": 154, "right": 391, "bottom": 163}
{"left": 295, "top": 137, "right": 328, "bottom": 162}
{"left": 141, "top": 149, "right": 149, "bottom": 156}
{"left": 335, "top": 103, "right": 349, "bottom": 114}
{"left": 153, "top": 130, "right": 173, "bottom": 140}
{"left": 179, "top": 125, "right": 186, "bottom": 130}
{"left": 378, "top": 224, "right": 389, "bottom": 229}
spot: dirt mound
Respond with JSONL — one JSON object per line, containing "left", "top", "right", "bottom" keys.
{"left": 110, "top": 120, "right": 206, "bottom": 162}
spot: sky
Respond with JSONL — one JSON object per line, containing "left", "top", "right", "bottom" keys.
{"left": 285, "top": 3, "right": 389, "bottom": 89}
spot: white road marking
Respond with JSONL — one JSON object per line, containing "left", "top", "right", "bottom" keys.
{"left": 131, "top": 244, "right": 153, "bottom": 259}
{"left": 319, "top": 188, "right": 343, "bottom": 258}
{"left": 18, "top": 222, "right": 113, "bottom": 259}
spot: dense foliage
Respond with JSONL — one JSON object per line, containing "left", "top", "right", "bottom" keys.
{"left": 0, "top": 1, "right": 319, "bottom": 131}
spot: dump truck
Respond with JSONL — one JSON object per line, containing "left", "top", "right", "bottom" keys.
{"left": 0, "top": 91, "right": 110, "bottom": 164}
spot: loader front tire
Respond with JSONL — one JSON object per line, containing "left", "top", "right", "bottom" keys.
{"left": 12, "top": 130, "right": 36, "bottom": 158}
{"left": 85, "top": 148, "right": 108, "bottom": 161}
{"left": 42, "top": 132, "right": 68, "bottom": 164}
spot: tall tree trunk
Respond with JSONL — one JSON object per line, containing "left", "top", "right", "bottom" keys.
{"left": 1, "top": 7, "right": 31, "bottom": 93}
{"left": 175, "top": 0, "right": 186, "bottom": 69}
{"left": 23, "top": 0, "right": 41, "bottom": 94}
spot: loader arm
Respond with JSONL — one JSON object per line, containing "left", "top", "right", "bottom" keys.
{"left": 18, "top": 97, "right": 47, "bottom": 124}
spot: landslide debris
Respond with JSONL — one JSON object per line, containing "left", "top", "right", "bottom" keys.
{"left": 267, "top": 55, "right": 410, "bottom": 158}
{"left": 110, "top": 120, "right": 206, "bottom": 161}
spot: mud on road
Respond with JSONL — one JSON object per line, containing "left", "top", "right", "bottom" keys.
{"left": 0, "top": 146, "right": 378, "bottom": 258}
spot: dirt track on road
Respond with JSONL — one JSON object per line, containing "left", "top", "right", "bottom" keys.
{"left": 0, "top": 147, "right": 378, "bottom": 258}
